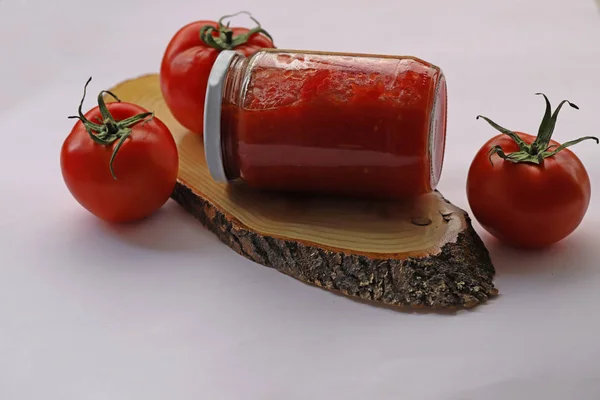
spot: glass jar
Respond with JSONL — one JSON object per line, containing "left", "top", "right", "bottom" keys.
{"left": 204, "top": 49, "right": 447, "bottom": 200}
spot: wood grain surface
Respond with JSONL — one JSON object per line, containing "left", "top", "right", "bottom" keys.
{"left": 107, "top": 74, "right": 498, "bottom": 309}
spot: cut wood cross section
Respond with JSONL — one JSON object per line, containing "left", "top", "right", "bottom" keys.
{"left": 107, "top": 74, "right": 498, "bottom": 309}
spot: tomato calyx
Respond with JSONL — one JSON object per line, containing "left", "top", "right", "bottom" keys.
{"left": 477, "top": 93, "right": 598, "bottom": 165}
{"left": 199, "top": 11, "right": 273, "bottom": 51}
{"left": 68, "top": 77, "right": 154, "bottom": 180}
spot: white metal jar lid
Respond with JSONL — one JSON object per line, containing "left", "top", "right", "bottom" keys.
{"left": 203, "top": 50, "right": 238, "bottom": 183}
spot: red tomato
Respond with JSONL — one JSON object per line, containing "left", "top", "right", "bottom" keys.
{"left": 61, "top": 78, "right": 179, "bottom": 223}
{"left": 467, "top": 93, "right": 598, "bottom": 249}
{"left": 160, "top": 11, "right": 275, "bottom": 134}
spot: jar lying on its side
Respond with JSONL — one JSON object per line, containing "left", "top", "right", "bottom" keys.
{"left": 204, "top": 49, "right": 447, "bottom": 200}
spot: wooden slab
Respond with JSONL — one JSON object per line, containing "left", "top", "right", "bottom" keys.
{"left": 107, "top": 74, "right": 497, "bottom": 309}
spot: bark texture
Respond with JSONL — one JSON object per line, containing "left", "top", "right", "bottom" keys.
{"left": 171, "top": 183, "right": 497, "bottom": 309}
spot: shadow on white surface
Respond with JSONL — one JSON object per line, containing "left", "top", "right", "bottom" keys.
{"left": 484, "top": 232, "right": 595, "bottom": 278}
{"left": 96, "top": 199, "right": 217, "bottom": 253}
{"left": 54, "top": 197, "right": 234, "bottom": 275}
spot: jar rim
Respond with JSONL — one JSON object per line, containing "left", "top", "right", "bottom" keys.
{"left": 429, "top": 73, "right": 447, "bottom": 191}
{"left": 204, "top": 50, "right": 239, "bottom": 183}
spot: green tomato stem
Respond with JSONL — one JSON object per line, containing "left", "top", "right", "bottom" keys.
{"left": 67, "top": 77, "right": 154, "bottom": 180}
{"left": 477, "top": 93, "right": 598, "bottom": 165}
{"left": 199, "top": 11, "right": 273, "bottom": 51}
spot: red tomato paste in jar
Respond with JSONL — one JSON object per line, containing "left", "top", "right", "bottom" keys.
{"left": 204, "top": 49, "right": 447, "bottom": 200}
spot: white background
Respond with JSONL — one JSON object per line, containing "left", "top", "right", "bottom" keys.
{"left": 1, "top": 0, "right": 600, "bottom": 398}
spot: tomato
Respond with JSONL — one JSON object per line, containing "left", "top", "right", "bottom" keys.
{"left": 160, "top": 11, "right": 275, "bottom": 134}
{"left": 61, "top": 78, "right": 179, "bottom": 223}
{"left": 467, "top": 93, "right": 598, "bottom": 249}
